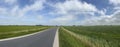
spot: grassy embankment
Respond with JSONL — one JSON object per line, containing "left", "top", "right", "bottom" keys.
{"left": 59, "top": 26, "right": 120, "bottom": 47}
{"left": 0, "top": 26, "right": 50, "bottom": 39}
{"left": 59, "top": 27, "right": 87, "bottom": 47}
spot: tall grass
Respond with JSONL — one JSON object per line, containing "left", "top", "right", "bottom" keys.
{"left": 63, "top": 26, "right": 120, "bottom": 47}
{"left": 59, "top": 28, "right": 87, "bottom": 47}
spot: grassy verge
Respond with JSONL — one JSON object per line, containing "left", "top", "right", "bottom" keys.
{"left": 59, "top": 28, "right": 87, "bottom": 47}
{"left": 0, "top": 26, "right": 50, "bottom": 39}
{"left": 63, "top": 26, "right": 120, "bottom": 47}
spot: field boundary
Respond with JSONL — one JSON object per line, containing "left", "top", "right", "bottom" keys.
{"left": 53, "top": 27, "right": 59, "bottom": 47}
{"left": 0, "top": 27, "right": 50, "bottom": 41}
{"left": 0, "top": 27, "right": 47, "bottom": 35}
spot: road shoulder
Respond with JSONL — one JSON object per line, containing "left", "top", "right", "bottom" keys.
{"left": 53, "top": 27, "right": 59, "bottom": 47}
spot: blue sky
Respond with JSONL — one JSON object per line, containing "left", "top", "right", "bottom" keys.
{"left": 0, "top": 0, "right": 120, "bottom": 25}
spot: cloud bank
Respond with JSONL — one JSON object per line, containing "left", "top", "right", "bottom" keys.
{"left": 0, "top": 0, "right": 120, "bottom": 25}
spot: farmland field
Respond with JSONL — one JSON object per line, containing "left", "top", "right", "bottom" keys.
{"left": 59, "top": 26, "right": 120, "bottom": 47}
{"left": 0, "top": 26, "right": 50, "bottom": 39}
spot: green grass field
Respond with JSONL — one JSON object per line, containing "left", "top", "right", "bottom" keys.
{"left": 59, "top": 28, "right": 87, "bottom": 47}
{"left": 0, "top": 26, "right": 50, "bottom": 39}
{"left": 59, "top": 26, "right": 120, "bottom": 47}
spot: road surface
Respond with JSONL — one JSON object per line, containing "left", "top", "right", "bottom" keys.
{"left": 0, "top": 27, "right": 58, "bottom": 47}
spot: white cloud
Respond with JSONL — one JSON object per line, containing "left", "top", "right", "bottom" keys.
{"left": 109, "top": 0, "right": 120, "bottom": 5}
{"left": 4, "top": 0, "right": 17, "bottom": 4}
{"left": 18, "top": 0, "right": 45, "bottom": 17}
{"left": 114, "top": 7, "right": 120, "bottom": 10}
{"left": 1, "top": 0, "right": 45, "bottom": 17}
{"left": 81, "top": 10, "right": 120, "bottom": 25}
{"left": 0, "top": 0, "right": 46, "bottom": 25}
{"left": 0, "top": 7, "right": 7, "bottom": 15}
{"left": 37, "top": 15, "right": 44, "bottom": 20}
{"left": 54, "top": 0, "right": 97, "bottom": 14}
{"left": 51, "top": 14, "right": 76, "bottom": 25}
{"left": 49, "top": 0, "right": 99, "bottom": 25}
{"left": 10, "top": 6, "right": 19, "bottom": 16}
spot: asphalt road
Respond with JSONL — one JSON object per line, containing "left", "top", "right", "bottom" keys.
{"left": 0, "top": 27, "right": 58, "bottom": 47}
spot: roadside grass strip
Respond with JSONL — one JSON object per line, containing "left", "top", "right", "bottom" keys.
{"left": 62, "top": 27, "right": 120, "bottom": 47}
{"left": 59, "top": 28, "right": 87, "bottom": 47}
{"left": 0, "top": 27, "right": 49, "bottom": 39}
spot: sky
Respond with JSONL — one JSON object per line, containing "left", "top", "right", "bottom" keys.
{"left": 0, "top": 0, "right": 120, "bottom": 25}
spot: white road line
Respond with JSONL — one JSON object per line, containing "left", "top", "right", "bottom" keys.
{"left": 0, "top": 28, "right": 49, "bottom": 42}
{"left": 53, "top": 27, "right": 59, "bottom": 47}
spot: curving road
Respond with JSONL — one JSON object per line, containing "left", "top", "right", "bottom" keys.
{"left": 0, "top": 27, "right": 58, "bottom": 47}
